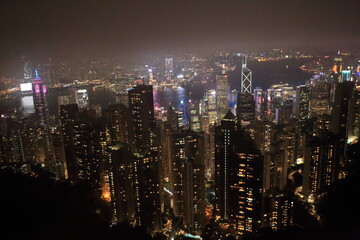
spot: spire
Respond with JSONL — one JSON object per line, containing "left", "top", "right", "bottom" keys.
{"left": 34, "top": 69, "right": 40, "bottom": 79}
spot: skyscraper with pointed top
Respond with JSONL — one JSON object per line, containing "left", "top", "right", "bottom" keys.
{"left": 241, "top": 56, "right": 252, "bottom": 94}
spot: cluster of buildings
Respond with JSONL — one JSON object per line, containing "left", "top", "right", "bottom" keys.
{"left": 0, "top": 52, "right": 359, "bottom": 239}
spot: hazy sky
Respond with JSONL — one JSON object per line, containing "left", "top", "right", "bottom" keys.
{"left": 1, "top": 0, "right": 360, "bottom": 74}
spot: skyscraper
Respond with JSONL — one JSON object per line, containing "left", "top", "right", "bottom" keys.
{"left": 241, "top": 56, "right": 252, "bottom": 94}
{"left": 295, "top": 85, "right": 310, "bottom": 122}
{"left": 236, "top": 92, "right": 255, "bottom": 125}
{"left": 216, "top": 71, "right": 229, "bottom": 121}
{"left": 108, "top": 144, "right": 136, "bottom": 223}
{"left": 215, "top": 110, "right": 263, "bottom": 235}
{"left": 60, "top": 104, "right": 79, "bottom": 181}
{"left": 170, "top": 130, "right": 206, "bottom": 230}
{"left": 32, "top": 70, "right": 56, "bottom": 173}
{"left": 128, "top": 85, "right": 156, "bottom": 153}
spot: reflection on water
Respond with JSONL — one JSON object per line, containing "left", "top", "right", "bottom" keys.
{"left": 0, "top": 86, "right": 187, "bottom": 116}
{"left": 153, "top": 86, "right": 186, "bottom": 109}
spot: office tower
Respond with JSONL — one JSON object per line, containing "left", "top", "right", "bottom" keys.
{"left": 331, "top": 81, "right": 355, "bottom": 176}
{"left": 302, "top": 133, "right": 340, "bottom": 196}
{"left": 179, "top": 99, "right": 188, "bottom": 128}
{"left": 147, "top": 68, "right": 154, "bottom": 84}
{"left": 295, "top": 85, "right": 310, "bottom": 122}
{"left": 73, "top": 110, "right": 102, "bottom": 190}
{"left": 266, "top": 84, "right": 296, "bottom": 123}
{"left": 52, "top": 126, "right": 67, "bottom": 179}
{"left": 24, "top": 61, "right": 33, "bottom": 83}
{"left": 102, "top": 104, "right": 129, "bottom": 144}
{"left": 0, "top": 117, "right": 24, "bottom": 164}
{"left": 128, "top": 85, "right": 156, "bottom": 153}
{"left": 165, "top": 57, "right": 174, "bottom": 80}
{"left": 166, "top": 105, "right": 179, "bottom": 131}
{"left": 241, "top": 56, "right": 252, "bottom": 94}
{"left": 268, "top": 125, "right": 297, "bottom": 191}
{"left": 170, "top": 130, "right": 206, "bottom": 230}
{"left": 254, "top": 88, "right": 265, "bottom": 121}
{"left": 60, "top": 104, "right": 80, "bottom": 181}
{"left": 32, "top": 70, "right": 56, "bottom": 172}
{"left": 215, "top": 110, "right": 237, "bottom": 220}
{"left": 32, "top": 70, "right": 49, "bottom": 127}
{"left": 236, "top": 92, "right": 255, "bottom": 125}
{"left": 215, "top": 110, "right": 263, "bottom": 235}
{"left": 341, "top": 69, "right": 351, "bottom": 82}
{"left": 309, "top": 80, "right": 331, "bottom": 118}
{"left": 349, "top": 86, "right": 360, "bottom": 139}
{"left": 108, "top": 144, "right": 136, "bottom": 223}
{"left": 128, "top": 85, "right": 161, "bottom": 233}
{"left": 331, "top": 81, "right": 355, "bottom": 139}
{"left": 19, "top": 115, "right": 39, "bottom": 164}
{"left": 76, "top": 89, "right": 89, "bottom": 109}
{"left": 216, "top": 71, "right": 229, "bottom": 121}
{"left": 204, "top": 126, "right": 216, "bottom": 180}
{"left": 189, "top": 100, "right": 201, "bottom": 132}
{"left": 203, "top": 90, "right": 217, "bottom": 128}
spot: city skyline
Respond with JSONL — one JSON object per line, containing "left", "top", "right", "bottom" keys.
{"left": 1, "top": 1, "right": 360, "bottom": 239}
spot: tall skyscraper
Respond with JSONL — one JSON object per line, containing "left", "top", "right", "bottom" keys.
{"left": 76, "top": 89, "right": 89, "bottom": 110}
{"left": 241, "top": 56, "right": 252, "bottom": 94}
{"left": 108, "top": 144, "right": 136, "bottom": 223}
{"left": 236, "top": 92, "right": 255, "bottom": 125}
{"left": 309, "top": 80, "right": 331, "bottom": 118}
{"left": 133, "top": 152, "right": 162, "bottom": 233}
{"left": 128, "top": 85, "right": 161, "bottom": 233}
{"left": 165, "top": 57, "right": 174, "bottom": 80}
{"left": 215, "top": 110, "right": 263, "bottom": 235}
{"left": 302, "top": 133, "right": 340, "bottom": 196}
{"left": 32, "top": 70, "right": 56, "bottom": 173}
{"left": 216, "top": 71, "right": 229, "bottom": 121}
{"left": 170, "top": 130, "right": 206, "bottom": 230}
{"left": 128, "top": 85, "right": 156, "bottom": 153}
{"left": 32, "top": 70, "right": 49, "bottom": 128}
{"left": 60, "top": 104, "right": 79, "bottom": 181}
{"left": 295, "top": 85, "right": 310, "bottom": 122}
{"left": 102, "top": 104, "right": 129, "bottom": 144}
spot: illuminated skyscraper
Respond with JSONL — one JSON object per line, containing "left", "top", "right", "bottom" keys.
{"left": 254, "top": 88, "right": 265, "bottom": 121}
{"left": 24, "top": 61, "right": 33, "bottom": 83}
{"left": 215, "top": 110, "right": 263, "bottom": 235}
{"left": 302, "top": 134, "right": 340, "bottom": 196}
{"left": 76, "top": 89, "right": 89, "bottom": 110}
{"left": 32, "top": 70, "right": 56, "bottom": 172}
{"left": 32, "top": 70, "right": 49, "bottom": 127}
{"left": 236, "top": 92, "right": 255, "bottom": 125}
{"left": 309, "top": 81, "right": 331, "bottom": 118}
{"left": 108, "top": 144, "right": 136, "bottom": 223}
{"left": 170, "top": 130, "right": 206, "bottom": 230}
{"left": 241, "top": 56, "right": 252, "bottom": 94}
{"left": 60, "top": 104, "right": 79, "bottom": 181}
{"left": 295, "top": 85, "right": 310, "bottom": 122}
{"left": 128, "top": 85, "right": 156, "bottom": 153}
{"left": 349, "top": 86, "right": 360, "bottom": 139}
{"left": 216, "top": 71, "right": 229, "bottom": 121}
{"left": 102, "top": 104, "right": 129, "bottom": 144}
{"left": 165, "top": 57, "right": 174, "bottom": 80}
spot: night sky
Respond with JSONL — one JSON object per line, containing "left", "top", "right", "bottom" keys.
{"left": 1, "top": 0, "right": 360, "bottom": 74}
